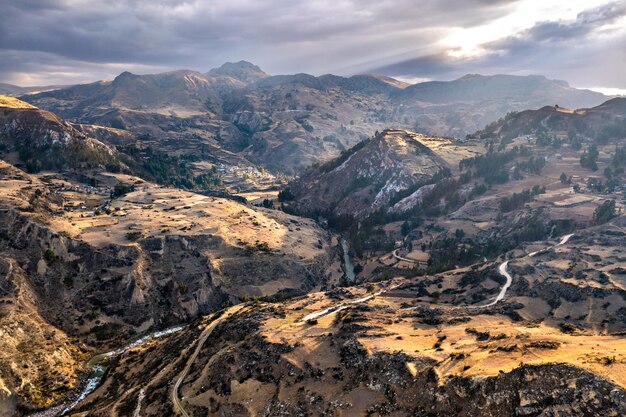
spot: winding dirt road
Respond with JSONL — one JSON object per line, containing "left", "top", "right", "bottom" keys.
{"left": 303, "top": 234, "right": 576, "bottom": 320}
{"left": 171, "top": 305, "right": 243, "bottom": 416}
{"left": 481, "top": 233, "right": 575, "bottom": 308}
{"left": 392, "top": 248, "right": 425, "bottom": 264}
{"left": 301, "top": 292, "right": 382, "bottom": 323}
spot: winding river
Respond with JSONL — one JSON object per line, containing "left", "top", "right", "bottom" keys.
{"left": 341, "top": 238, "right": 356, "bottom": 283}
{"left": 31, "top": 325, "right": 185, "bottom": 417}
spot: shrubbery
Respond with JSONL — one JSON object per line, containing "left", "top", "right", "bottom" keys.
{"left": 593, "top": 200, "right": 616, "bottom": 225}
{"left": 499, "top": 186, "right": 545, "bottom": 212}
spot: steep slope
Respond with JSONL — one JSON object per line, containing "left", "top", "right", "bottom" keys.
{"left": 284, "top": 129, "right": 453, "bottom": 219}
{"left": 225, "top": 73, "right": 396, "bottom": 173}
{"left": 0, "top": 159, "right": 337, "bottom": 413}
{"left": 0, "top": 95, "right": 120, "bottom": 173}
{"left": 0, "top": 256, "right": 85, "bottom": 412}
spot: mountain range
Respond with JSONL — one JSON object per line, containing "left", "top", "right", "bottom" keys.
{"left": 20, "top": 61, "right": 610, "bottom": 175}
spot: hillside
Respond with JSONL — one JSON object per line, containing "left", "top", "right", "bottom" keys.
{"left": 2, "top": 67, "right": 625, "bottom": 417}
{"left": 20, "top": 66, "right": 611, "bottom": 175}
{"left": 283, "top": 129, "right": 466, "bottom": 219}
{"left": 0, "top": 95, "right": 120, "bottom": 173}
{"left": 58, "top": 221, "right": 626, "bottom": 416}
{"left": 0, "top": 159, "right": 338, "bottom": 414}
{"left": 472, "top": 97, "right": 626, "bottom": 142}
{"left": 395, "top": 74, "right": 605, "bottom": 106}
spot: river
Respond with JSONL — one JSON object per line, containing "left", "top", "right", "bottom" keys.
{"left": 341, "top": 238, "right": 356, "bottom": 283}
{"left": 30, "top": 324, "right": 185, "bottom": 417}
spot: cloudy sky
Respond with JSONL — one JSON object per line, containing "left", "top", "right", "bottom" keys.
{"left": 1, "top": 0, "right": 625, "bottom": 93}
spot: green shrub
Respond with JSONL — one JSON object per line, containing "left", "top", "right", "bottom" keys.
{"left": 125, "top": 231, "right": 142, "bottom": 241}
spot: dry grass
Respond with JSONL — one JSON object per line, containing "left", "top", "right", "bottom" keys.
{"left": 0, "top": 95, "right": 37, "bottom": 109}
{"left": 263, "top": 290, "right": 626, "bottom": 389}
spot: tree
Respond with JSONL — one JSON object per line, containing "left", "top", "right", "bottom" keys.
{"left": 560, "top": 172, "right": 569, "bottom": 184}
{"left": 401, "top": 221, "right": 411, "bottom": 236}
{"left": 570, "top": 137, "right": 582, "bottom": 150}
{"left": 580, "top": 145, "right": 599, "bottom": 171}
{"left": 593, "top": 200, "right": 616, "bottom": 225}
{"left": 278, "top": 188, "right": 295, "bottom": 201}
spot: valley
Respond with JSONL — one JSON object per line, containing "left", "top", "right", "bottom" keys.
{"left": 0, "top": 73, "right": 625, "bottom": 416}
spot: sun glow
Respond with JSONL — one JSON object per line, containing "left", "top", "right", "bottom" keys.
{"left": 441, "top": 0, "right": 613, "bottom": 59}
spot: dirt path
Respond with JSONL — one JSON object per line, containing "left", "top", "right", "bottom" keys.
{"left": 171, "top": 305, "right": 244, "bottom": 416}
{"left": 298, "top": 234, "right": 577, "bottom": 325}
{"left": 132, "top": 389, "right": 145, "bottom": 417}
{"left": 474, "top": 233, "right": 575, "bottom": 308}
{"left": 487, "top": 260, "right": 512, "bottom": 307}
{"left": 301, "top": 293, "right": 380, "bottom": 322}
{"left": 392, "top": 248, "right": 424, "bottom": 264}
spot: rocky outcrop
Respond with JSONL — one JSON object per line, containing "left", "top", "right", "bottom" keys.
{"left": 0, "top": 208, "right": 228, "bottom": 334}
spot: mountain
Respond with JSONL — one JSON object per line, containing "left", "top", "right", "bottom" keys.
{"left": 0, "top": 95, "right": 275, "bottom": 196}
{"left": 0, "top": 157, "right": 337, "bottom": 413}
{"left": 0, "top": 94, "right": 340, "bottom": 414}
{"left": 283, "top": 129, "right": 452, "bottom": 219}
{"left": 395, "top": 74, "right": 605, "bottom": 105}
{"left": 472, "top": 97, "right": 626, "bottom": 141}
{"left": 0, "top": 95, "right": 120, "bottom": 172}
{"left": 28, "top": 69, "right": 230, "bottom": 118}
{"left": 3, "top": 71, "right": 626, "bottom": 416}
{"left": 20, "top": 66, "right": 611, "bottom": 175}
{"left": 208, "top": 60, "right": 269, "bottom": 83}
{"left": 391, "top": 74, "right": 610, "bottom": 138}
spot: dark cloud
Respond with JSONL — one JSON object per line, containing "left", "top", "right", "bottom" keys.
{"left": 0, "top": 0, "right": 624, "bottom": 91}
{"left": 522, "top": 1, "right": 626, "bottom": 42}
{"left": 0, "top": 0, "right": 518, "bottom": 84}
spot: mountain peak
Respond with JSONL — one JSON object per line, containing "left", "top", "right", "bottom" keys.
{"left": 209, "top": 60, "right": 268, "bottom": 82}
{"left": 458, "top": 73, "right": 483, "bottom": 80}
{"left": 113, "top": 71, "right": 137, "bottom": 82}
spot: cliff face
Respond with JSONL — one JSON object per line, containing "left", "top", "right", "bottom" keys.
{"left": 1, "top": 208, "right": 228, "bottom": 330}
{"left": 0, "top": 187, "right": 335, "bottom": 340}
